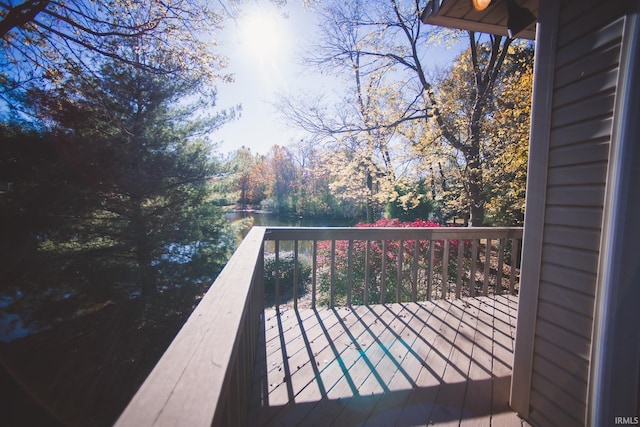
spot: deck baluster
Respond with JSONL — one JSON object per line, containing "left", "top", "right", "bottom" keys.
{"left": 427, "top": 239, "right": 434, "bottom": 301}
{"left": 275, "top": 240, "right": 280, "bottom": 308}
{"left": 330, "top": 240, "right": 336, "bottom": 309}
{"left": 397, "top": 239, "right": 403, "bottom": 303}
{"left": 442, "top": 240, "right": 450, "bottom": 299}
{"left": 364, "top": 240, "right": 371, "bottom": 305}
{"left": 497, "top": 238, "right": 505, "bottom": 294}
{"left": 470, "top": 239, "right": 478, "bottom": 297}
{"left": 483, "top": 238, "right": 491, "bottom": 296}
{"left": 412, "top": 240, "right": 419, "bottom": 302}
{"left": 381, "top": 240, "right": 387, "bottom": 304}
{"left": 509, "top": 238, "right": 520, "bottom": 295}
{"left": 293, "top": 240, "right": 299, "bottom": 309}
{"left": 456, "top": 239, "right": 464, "bottom": 299}
{"left": 312, "top": 240, "right": 317, "bottom": 308}
{"left": 347, "top": 240, "right": 353, "bottom": 306}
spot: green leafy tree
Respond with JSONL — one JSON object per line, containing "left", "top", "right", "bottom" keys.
{"left": 384, "top": 178, "right": 434, "bottom": 221}
{"left": 1, "top": 53, "right": 235, "bottom": 325}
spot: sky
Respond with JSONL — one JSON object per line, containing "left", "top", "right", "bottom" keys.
{"left": 212, "top": 1, "right": 465, "bottom": 156}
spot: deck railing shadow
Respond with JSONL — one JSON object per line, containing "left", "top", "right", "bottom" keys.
{"left": 256, "top": 376, "right": 515, "bottom": 426}
{"left": 412, "top": 299, "right": 515, "bottom": 371}
{"left": 254, "top": 295, "right": 518, "bottom": 426}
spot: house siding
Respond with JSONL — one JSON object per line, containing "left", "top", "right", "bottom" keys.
{"left": 527, "top": 1, "right": 626, "bottom": 425}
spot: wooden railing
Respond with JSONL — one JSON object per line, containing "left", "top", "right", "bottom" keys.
{"left": 115, "top": 226, "right": 522, "bottom": 426}
{"left": 115, "top": 227, "right": 266, "bottom": 427}
{"left": 263, "top": 227, "right": 523, "bottom": 309}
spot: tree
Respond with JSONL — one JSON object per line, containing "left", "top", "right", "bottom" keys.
{"left": 1, "top": 52, "right": 236, "bottom": 325}
{"left": 279, "top": 0, "right": 529, "bottom": 225}
{"left": 277, "top": 2, "right": 409, "bottom": 222}
{"left": 0, "top": 0, "right": 232, "bottom": 101}
{"left": 260, "top": 145, "right": 298, "bottom": 215}
{"left": 484, "top": 45, "right": 533, "bottom": 225}
{"left": 222, "top": 147, "right": 258, "bottom": 209}
{"left": 412, "top": 41, "right": 534, "bottom": 225}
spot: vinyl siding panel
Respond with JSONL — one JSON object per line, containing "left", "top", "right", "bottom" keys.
{"left": 555, "top": 42, "right": 622, "bottom": 89}
{"left": 533, "top": 355, "right": 588, "bottom": 408}
{"left": 528, "top": 1, "right": 626, "bottom": 425}
{"left": 546, "top": 164, "right": 607, "bottom": 189}
{"left": 539, "top": 263, "right": 597, "bottom": 296}
{"left": 552, "top": 68, "right": 619, "bottom": 108}
{"left": 549, "top": 119, "right": 613, "bottom": 148}
{"left": 556, "top": 16, "right": 625, "bottom": 68}
{"left": 548, "top": 140, "right": 611, "bottom": 168}
{"left": 541, "top": 246, "right": 598, "bottom": 275}
{"left": 545, "top": 185, "right": 606, "bottom": 208}
{"left": 544, "top": 205, "right": 604, "bottom": 229}
{"left": 552, "top": 91, "right": 616, "bottom": 128}
{"left": 537, "top": 299, "right": 593, "bottom": 339}
{"left": 534, "top": 335, "right": 591, "bottom": 377}
{"left": 531, "top": 373, "right": 586, "bottom": 423}
{"left": 538, "top": 279, "right": 596, "bottom": 318}
{"left": 535, "top": 318, "right": 591, "bottom": 361}
{"left": 530, "top": 389, "right": 583, "bottom": 427}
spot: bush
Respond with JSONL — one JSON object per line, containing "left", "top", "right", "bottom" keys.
{"left": 316, "top": 218, "right": 469, "bottom": 305}
{"left": 263, "top": 251, "right": 311, "bottom": 306}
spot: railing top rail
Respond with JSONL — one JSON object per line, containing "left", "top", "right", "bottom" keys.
{"left": 263, "top": 226, "right": 523, "bottom": 241}
{"left": 115, "top": 226, "right": 266, "bottom": 427}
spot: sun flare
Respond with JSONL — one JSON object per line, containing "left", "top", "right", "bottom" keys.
{"left": 240, "top": 9, "right": 286, "bottom": 62}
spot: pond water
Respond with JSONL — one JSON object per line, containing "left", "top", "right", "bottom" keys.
{"left": 225, "top": 211, "right": 360, "bottom": 256}
{"left": 225, "top": 211, "right": 358, "bottom": 228}
{"left": 0, "top": 212, "right": 358, "bottom": 342}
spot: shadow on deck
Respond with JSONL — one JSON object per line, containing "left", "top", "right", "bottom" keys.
{"left": 249, "top": 295, "right": 529, "bottom": 426}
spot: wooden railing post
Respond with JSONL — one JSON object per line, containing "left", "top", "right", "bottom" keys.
{"left": 330, "top": 240, "right": 336, "bottom": 309}
{"left": 497, "top": 238, "right": 505, "bottom": 294}
{"left": 455, "top": 240, "right": 464, "bottom": 299}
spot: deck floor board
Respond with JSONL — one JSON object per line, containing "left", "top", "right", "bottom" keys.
{"left": 250, "top": 295, "right": 529, "bottom": 426}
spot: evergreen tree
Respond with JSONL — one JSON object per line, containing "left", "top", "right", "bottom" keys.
{"left": 1, "top": 55, "right": 235, "bottom": 326}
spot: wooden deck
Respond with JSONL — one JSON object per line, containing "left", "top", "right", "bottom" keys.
{"left": 249, "top": 295, "right": 529, "bottom": 426}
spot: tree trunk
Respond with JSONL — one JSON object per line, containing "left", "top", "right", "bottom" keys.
{"left": 468, "top": 100, "right": 486, "bottom": 226}
{"left": 132, "top": 201, "right": 156, "bottom": 298}
{"left": 0, "top": 0, "right": 50, "bottom": 38}
{"left": 366, "top": 173, "right": 374, "bottom": 223}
